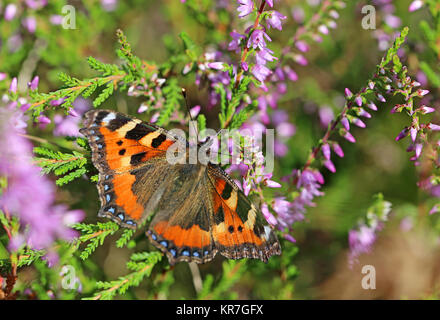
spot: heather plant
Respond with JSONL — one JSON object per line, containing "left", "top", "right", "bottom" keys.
{"left": 1, "top": 0, "right": 440, "bottom": 300}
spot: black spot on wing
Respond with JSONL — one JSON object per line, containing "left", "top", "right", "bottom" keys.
{"left": 236, "top": 194, "right": 252, "bottom": 222}
{"left": 119, "top": 149, "right": 126, "bottom": 155}
{"left": 221, "top": 182, "right": 233, "bottom": 200}
{"left": 151, "top": 134, "right": 167, "bottom": 148}
{"left": 214, "top": 206, "right": 225, "bottom": 224}
{"left": 94, "top": 111, "right": 109, "bottom": 124}
{"left": 125, "top": 123, "right": 155, "bottom": 140}
{"left": 130, "top": 152, "right": 147, "bottom": 165}
{"left": 107, "top": 116, "right": 131, "bottom": 131}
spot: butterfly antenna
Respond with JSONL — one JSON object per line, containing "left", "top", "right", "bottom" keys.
{"left": 181, "top": 88, "right": 199, "bottom": 140}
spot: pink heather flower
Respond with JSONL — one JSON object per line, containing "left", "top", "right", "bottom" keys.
{"left": 343, "top": 131, "right": 356, "bottom": 143}
{"left": 293, "top": 54, "right": 308, "bottom": 66}
{"left": 137, "top": 103, "right": 148, "bottom": 113}
{"left": 50, "top": 97, "right": 66, "bottom": 106}
{"left": 417, "top": 89, "right": 429, "bottom": 97}
{"left": 101, "top": 0, "right": 118, "bottom": 11}
{"left": 322, "top": 143, "right": 331, "bottom": 160}
{"left": 410, "top": 127, "right": 417, "bottom": 142}
{"left": 4, "top": 4, "right": 17, "bottom": 21}
{"left": 261, "top": 203, "right": 277, "bottom": 226}
{"left": 0, "top": 73, "right": 7, "bottom": 81}
{"left": 228, "top": 30, "right": 246, "bottom": 52}
{"left": 267, "top": 11, "right": 287, "bottom": 30}
{"left": 284, "top": 234, "right": 296, "bottom": 243}
{"left": 49, "top": 15, "right": 63, "bottom": 25}
{"left": 429, "top": 204, "right": 439, "bottom": 215}
{"left": 318, "top": 25, "right": 329, "bottom": 35}
{"left": 237, "top": 0, "right": 254, "bottom": 18}
{"left": 295, "top": 40, "right": 310, "bottom": 52}
{"left": 9, "top": 77, "right": 18, "bottom": 94}
{"left": 377, "top": 93, "right": 386, "bottom": 102}
{"left": 358, "top": 109, "right": 371, "bottom": 118}
{"left": 247, "top": 29, "right": 271, "bottom": 50}
{"left": 332, "top": 143, "right": 344, "bottom": 158}
{"left": 22, "top": 17, "right": 37, "bottom": 33}
{"left": 428, "top": 123, "right": 440, "bottom": 131}
{"left": 256, "top": 47, "right": 277, "bottom": 65}
{"left": 54, "top": 97, "right": 90, "bottom": 137}
{"left": 395, "top": 127, "right": 409, "bottom": 141}
{"left": 0, "top": 108, "right": 84, "bottom": 254}
{"left": 384, "top": 15, "right": 401, "bottom": 28}
{"left": 207, "top": 62, "right": 224, "bottom": 70}
{"left": 355, "top": 96, "right": 363, "bottom": 106}
{"left": 348, "top": 225, "right": 376, "bottom": 264}
{"left": 341, "top": 117, "right": 350, "bottom": 131}
{"left": 409, "top": 0, "right": 423, "bottom": 12}
{"left": 419, "top": 105, "right": 435, "bottom": 114}
{"left": 352, "top": 117, "right": 366, "bottom": 128}
{"left": 190, "top": 105, "right": 201, "bottom": 118}
{"left": 414, "top": 143, "right": 423, "bottom": 159}
{"left": 251, "top": 64, "right": 272, "bottom": 83}
{"left": 25, "top": 0, "right": 48, "bottom": 9}
{"left": 344, "top": 88, "right": 353, "bottom": 98}
{"left": 266, "top": 0, "right": 273, "bottom": 7}
{"left": 319, "top": 107, "right": 334, "bottom": 127}
{"left": 283, "top": 66, "right": 298, "bottom": 81}
{"left": 367, "top": 102, "right": 378, "bottom": 111}
{"left": 28, "top": 76, "right": 39, "bottom": 90}
{"left": 324, "top": 159, "right": 336, "bottom": 173}
{"left": 241, "top": 61, "right": 249, "bottom": 71}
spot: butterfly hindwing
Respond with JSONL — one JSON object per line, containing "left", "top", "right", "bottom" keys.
{"left": 145, "top": 164, "right": 217, "bottom": 264}
{"left": 206, "top": 165, "right": 281, "bottom": 262}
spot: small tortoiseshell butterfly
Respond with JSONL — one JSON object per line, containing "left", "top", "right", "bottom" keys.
{"left": 80, "top": 109, "right": 281, "bottom": 264}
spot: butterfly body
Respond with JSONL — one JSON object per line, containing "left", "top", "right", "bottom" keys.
{"left": 80, "top": 110, "right": 281, "bottom": 265}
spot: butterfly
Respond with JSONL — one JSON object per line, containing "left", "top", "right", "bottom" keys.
{"left": 79, "top": 109, "right": 281, "bottom": 265}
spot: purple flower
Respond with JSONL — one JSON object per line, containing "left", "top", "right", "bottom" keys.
{"left": 332, "top": 143, "right": 344, "bottom": 158}
{"left": 0, "top": 108, "right": 84, "bottom": 255}
{"left": 343, "top": 131, "right": 356, "bottom": 143}
{"left": 228, "top": 30, "right": 246, "bottom": 52}
{"left": 324, "top": 159, "right": 336, "bottom": 173}
{"left": 348, "top": 225, "right": 376, "bottom": 264}
{"left": 50, "top": 97, "right": 66, "bottom": 106}
{"left": 266, "top": 0, "right": 273, "bottom": 7}
{"left": 50, "top": 15, "right": 63, "bottom": 25}
{"left": 22, "top": 17, "right": 37, "bottom": 33}
{"left": 266, "top": 11, "right": 286, "bottom": 30}
{"left": 319, "top": 107, "right": 334, "bottom": 127}
{"left": 251, "top": 64, "right": 272, "bottom": 83}
{"left": 237, "top": 0, "right": 254, "bottom": 18}
{"left": 322, "top": 143, "right": 331, "bottom": 160}
{"left": 261, "top": 203, "right": 278, "bottom": 226}
{"left": 53, "top": 97, "right": 90, "bottom": 137}
{"left": 9, "top": 77, "right": 18, "bottom": 94}
{"left": 344, "top": 88, "right": 353, "bottom": 98}
{"left": 295, "top": 40, "right": 309, "bottom": 52}
{"left": 256, "top": 47, "right": 277, "bottom": 65}
{"left": 341, "top": 117, "right": 350, "bottom": 131}
{"left": 409, "top": 0, "right": 423, "bottom": 11}
{"left": 247, "top": 29, "right": 271, "bottom": 50}
{"left": 4, "top": 4, "right": 17, "bottom": 21}
{"left": 28, "top": 76, "right": 39, "bottom": 90}
{"left": 25, "top": 0, "right": 47, "bottom": 9}
{"left": 395, "top": 127, "right": 409, "bottom": 141}
{"left": 101, "top": 0, "right": 118, "bottom": 11}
